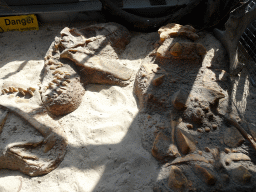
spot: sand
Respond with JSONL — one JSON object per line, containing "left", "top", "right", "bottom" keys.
{"left": 0, "top": 22, "right": 159, "bottom": 192}
{"left": 1, "top": 21, "right": 256, "bottom": 192}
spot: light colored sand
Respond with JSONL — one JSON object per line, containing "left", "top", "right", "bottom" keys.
{"left": 1, "top": 21, "right": 256, "bottom": 192}
{"left": 0, "top": 23, "right": 158, "bottom": 192}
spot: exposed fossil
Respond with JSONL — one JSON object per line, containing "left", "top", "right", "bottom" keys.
{"left": 0, "top": 88, "right": 67, "bottom": 176}
{"left": 42, "top": 22, "right": 133, "bottom": 116}
{"left": 214, "top": 1, "right": 256, "bottom": 75}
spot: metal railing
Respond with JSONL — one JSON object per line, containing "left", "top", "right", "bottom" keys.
{"left": 238, "top": 0, "right": 256, "bottom": 86}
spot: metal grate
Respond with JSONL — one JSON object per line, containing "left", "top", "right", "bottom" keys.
{"left": 238, "top": 0, "right": 256, "bottom": 86}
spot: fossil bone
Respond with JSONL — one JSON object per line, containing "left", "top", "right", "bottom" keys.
{"left": 0, "top": 93, "right": 67, "bottom": 176}
{"left": 214, "top": 1, "right": 256, "bottom": 75}
{"left": 12, "top": 87, "right": 18, "bottom": 92}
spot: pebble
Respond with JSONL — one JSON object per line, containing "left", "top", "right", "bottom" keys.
{"left": 212, "top": 124, "right": 217, "bottom": 130}
{"left": 197, "top": 128, "right": 204, "bottom": 133}
{"left": 205, "top": 127, "right": 211, "bottom": 132}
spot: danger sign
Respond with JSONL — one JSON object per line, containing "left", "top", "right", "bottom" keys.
{"left": 0, "top": 14, "right": 39, "bottom": 32}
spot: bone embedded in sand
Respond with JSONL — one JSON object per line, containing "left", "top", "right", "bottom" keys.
{"left": 152, "top": 131, "right": 180, "bottom": 161}
{"left": 52, "top": 70, "right": 64, "bottom": 75}
{"left": 55, "top": 74, "right": 63, "bottom": 80}
{"left": 61, "top": 81, "right": 69, "bottom": 86}
{"left": 52, "top": 70, "right": 59, "bottom": 75}
{"left": 56, "top": 88, "right": 63, "bottom": 94}
{"left": 8, "top": 87, "right": 13, "bottom": 93}
{"left": 52, "top": 79, "right": 60, "bottom": 85}
{"left": 158, "top": 23, "right": 199, "bottom": 42}
{"left": 168, "top": 166, "right": 188, "bottom": 190}
{"left": 171, "top": 154, "right": 209, "bottom": 165}
{"left": 50, "top": 66, "right": 56, "bottom": 70}
{"left": 18, "top": 88, "right": 26, "bottom": 96}
{"left": 12, "top": 87, "right": 18, "bottom": 92}
{"left": 27, "top": 89, "right": 34, "bottom": 96}
{"left": 3, "top": 88, "right": 9, "bottom": 93}
{"left": 175, "top": 128, "right": 197, "bottom": 155}
{"left": 194, "top": 164, "right": 216, "bottom": 185}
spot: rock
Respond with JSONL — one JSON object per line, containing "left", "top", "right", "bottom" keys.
{"left": 172, "top": 89, "right": 189, "bottom": 110}
{"left": 194, "top": 164, "right": 216, "bottom": 185}
{"left": 152, "top": 132, "right": 180, "bottom": 161}
{"left": 212, "top": 124, "right": 218, "bottom": 130}
{"left": 224, "top": 127, "right": 245, "bottom": 148}
{"left": 231, "top": 166, "right": 252, "bottom": 184}
{"left": 158, "top": 23, "right": 199, "bottom": 42}
{"left": 134, "top": 63, "right": 166, "bottom": 110}
{"left": 197, "top": 128, "right": 204, "bottom": 133}
{"left": 176, "top": 128, "right": 196, "bottom": 155}
{"left": 168, "top": 166, "right": 188, "bottom": 191}
{"left": 171, "top": 154, "right": 208, "bottom": 165}
{"left": 157, "top": 41, "right": 206, "bottom": 60}
{"left": 205, "top": 127, "right": 211, "bottom": 132}
{"left": 152, "top": 74, "right": 165, "bottom": 86}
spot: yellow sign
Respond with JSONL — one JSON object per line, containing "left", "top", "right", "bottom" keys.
{"left": 0, "top": 14, "right": 39, "bottom": 32}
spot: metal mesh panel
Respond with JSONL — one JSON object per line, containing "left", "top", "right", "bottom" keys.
{"left": 238, "top": 0, "right": 256, "bottom": 86}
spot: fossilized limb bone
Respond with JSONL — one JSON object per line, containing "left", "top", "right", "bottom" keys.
{"left": 214, "top": 1, "right": 256, "bottom": 75}
{"left": 0, "top": 95, "right": 67, "bottom": 176}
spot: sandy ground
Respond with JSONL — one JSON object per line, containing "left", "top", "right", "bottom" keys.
{"left": 0, "top": 22, "right": 159, "bottom": 192}
{"left": 1, "top": 21, "right": 256, "bottom": 192}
